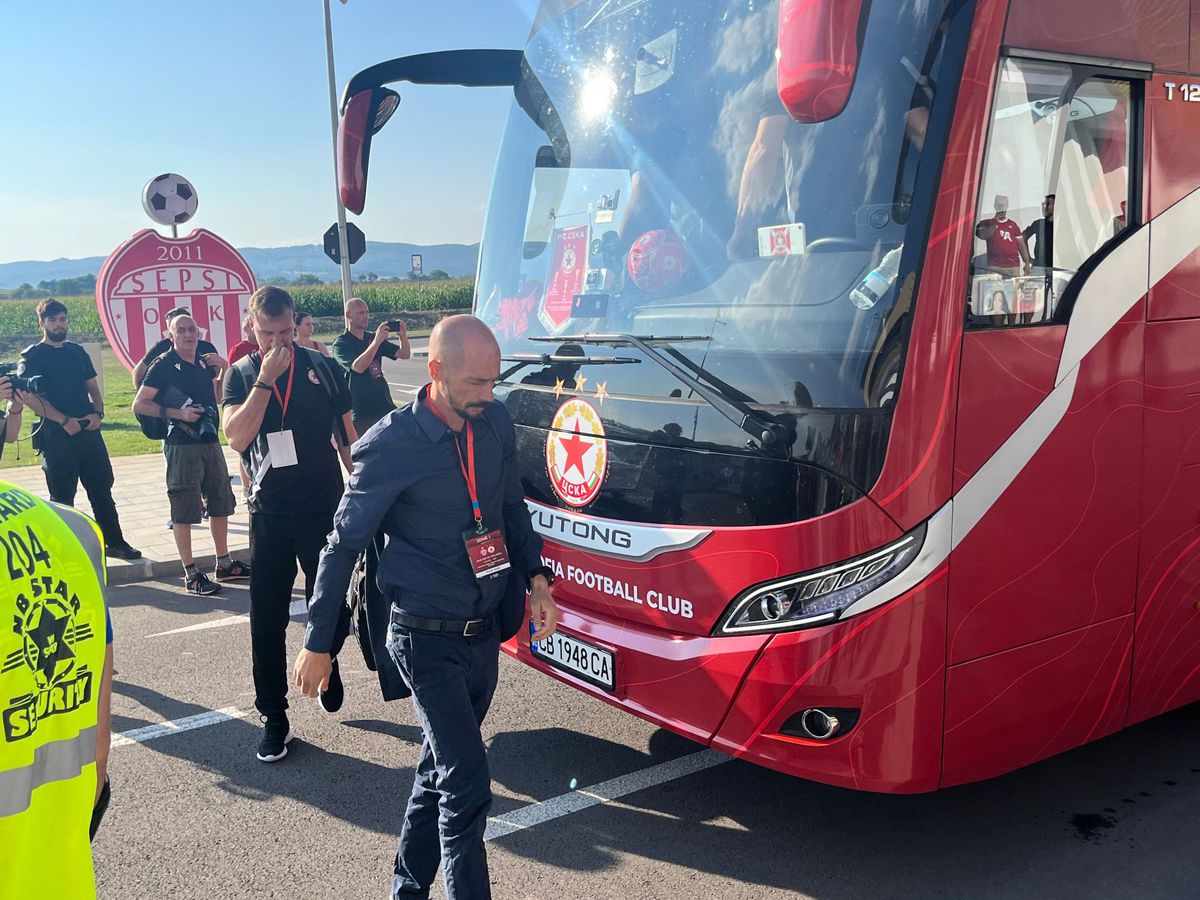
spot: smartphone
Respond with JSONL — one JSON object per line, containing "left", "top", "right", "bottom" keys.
{"left": 385, "top": 320, "right": 402, "bottom": 331}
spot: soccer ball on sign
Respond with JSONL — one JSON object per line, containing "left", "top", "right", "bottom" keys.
{"left": 142, "top": 173, "right": 198, "bottom": 226}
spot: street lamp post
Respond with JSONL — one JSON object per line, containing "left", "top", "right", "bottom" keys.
{"left": 323, "top": 0, "right": 353, "bottom": 306}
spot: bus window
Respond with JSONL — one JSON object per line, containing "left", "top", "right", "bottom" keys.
{"left": 967, "top": 58, "right": 1134, "bottom": 329}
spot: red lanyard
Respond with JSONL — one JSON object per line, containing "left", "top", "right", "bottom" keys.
{"left": 271, "top": 352, "right": 296, "bottom": 424}
{"left": 426, "top": 395, "right": 483, "bottom": 530}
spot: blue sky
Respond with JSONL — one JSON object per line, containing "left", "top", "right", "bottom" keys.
{"left": 0, "top": 1, "right": 537, "bottom": 263}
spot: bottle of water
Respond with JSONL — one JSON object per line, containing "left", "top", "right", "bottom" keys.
{"left": 849, "top": 246, "right": 903, "bottom": 310}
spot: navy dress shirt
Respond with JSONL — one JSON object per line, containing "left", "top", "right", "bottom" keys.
{"left": 305, "top": 386, "right": 543, "bottom": 653}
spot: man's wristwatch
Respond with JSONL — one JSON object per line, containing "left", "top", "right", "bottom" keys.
{"left": 529, "top": 565, "right": 556, "bottom": 588}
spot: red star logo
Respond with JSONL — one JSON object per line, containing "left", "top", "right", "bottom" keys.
{"left": 557, "top": 417, "right": 592, "bottom": 477}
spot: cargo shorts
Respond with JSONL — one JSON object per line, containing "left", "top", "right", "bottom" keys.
{"left": 164, "top": 441, "right": 236, "bottom": 524}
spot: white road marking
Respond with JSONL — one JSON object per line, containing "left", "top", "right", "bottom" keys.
{"left": 147, "top": 615, "right": 248, "bottom": 637}
{"left": 146, "top": 599, "right": 306, "bottom": 637}
{"left": 483, "top": 749, "right": 731, "bottom": 841}
{"left": 110, "top": 707, "right": 250, "bottom": 748}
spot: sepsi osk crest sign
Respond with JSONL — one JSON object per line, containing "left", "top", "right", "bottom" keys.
{"left": 547, "top": 398, "right": 608, "bottom": 508}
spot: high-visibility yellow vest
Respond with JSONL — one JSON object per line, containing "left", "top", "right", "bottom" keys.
{"left": 0, "top": 482, "right": 108, "bottom": 900}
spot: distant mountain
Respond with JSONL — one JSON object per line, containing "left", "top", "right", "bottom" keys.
{"left": 0, "top": 256, "right": 108, "bottom": 288}
{"left": 0, "top": 241, "right": 480, "bottom": 289}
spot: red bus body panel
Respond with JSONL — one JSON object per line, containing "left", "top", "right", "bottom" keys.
{"left": 500, "top": 0, "right": 1200, "bottom": 792}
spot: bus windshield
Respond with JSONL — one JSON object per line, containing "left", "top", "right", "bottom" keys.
{"left": 477, "top": 0, "right": 959, "bottom": 420}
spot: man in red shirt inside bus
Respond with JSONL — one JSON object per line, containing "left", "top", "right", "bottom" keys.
{"left": 975, "top": 193, "right": 1031, "bottom": 277}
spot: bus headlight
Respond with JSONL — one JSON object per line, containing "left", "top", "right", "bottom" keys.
{"left": 716, "top": 524, "right": 927, "bottom": 635}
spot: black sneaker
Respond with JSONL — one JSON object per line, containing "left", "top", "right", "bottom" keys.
{"left": 214, "top": 558, "right": 251, "bottom": 582}
{"left": 185, "top": 570, "right": 221, "bottom": 595}
{"left": 257, "top": 715, "right": 293, "bottom": 762}
{"left": 105, "top": 541, "right": 142, "bottom": 560}
{"left": 318, "top": 658, "right": 344, "bottom": 714}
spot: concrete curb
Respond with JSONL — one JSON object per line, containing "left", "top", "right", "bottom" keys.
{"left": 106, "top": 546, "right": 249, "bottom": 586}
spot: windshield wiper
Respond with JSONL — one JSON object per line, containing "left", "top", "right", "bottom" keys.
{"left": 529, "top": 334, "right": 794, "bottom": 452}
{"left": 499, "top": 352, "right": 640, "bottom": 382}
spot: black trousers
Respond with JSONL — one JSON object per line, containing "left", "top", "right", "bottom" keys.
{"left": 40, "top": 429, "right": 125, "bottom": 546}
{"left": 249, "top": 509, "right": 351, "bottom": 717}
{"left": 388, "top": 620, "right": 500, "bottom": 900}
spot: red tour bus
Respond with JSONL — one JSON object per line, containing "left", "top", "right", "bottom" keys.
{"left": 338, "top": 0, "right": 1200, "bottom": 791}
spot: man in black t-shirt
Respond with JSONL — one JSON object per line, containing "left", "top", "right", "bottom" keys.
{"left": 1023, "top": 193, "right": 1056, "bottom": 269}
{"left": 132, "top": 306, "right": 224, "bottom": 526}
{"left": 222, "top": 286, "right": 357, "bottom": 762}
{"left": 134, "top": 314, "right": 247, "bottom": 595}
{"left": 14, "top": 298, "right": 140, "bottom": 560}
{"left": 331, "top": 297, "right": 410, "bottom": 435}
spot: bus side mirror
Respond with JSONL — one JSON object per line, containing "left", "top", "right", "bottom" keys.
{"left": 777, "top": 0, "right": 866, "bottom": 124}
{"left": 338, "top": 88, "right": 401, "bottom": 214}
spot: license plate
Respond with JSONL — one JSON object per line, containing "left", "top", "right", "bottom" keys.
{"left": 531, "top": 629, "right": 615, "bottom": 691}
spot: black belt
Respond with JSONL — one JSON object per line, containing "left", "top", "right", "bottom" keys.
{"left": 392, "top": 610, "right": 494, "bottom": 637}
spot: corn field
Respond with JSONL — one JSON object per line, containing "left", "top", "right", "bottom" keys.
{"left": 0, "top": 280, "right": 474, "bottom": 338}
{"left": 288, "top": 279, "right": 474, "bottom": 316}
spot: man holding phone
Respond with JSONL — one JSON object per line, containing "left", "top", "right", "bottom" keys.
{"left": 332, "top": 297, "right": 411, "bottom": 435}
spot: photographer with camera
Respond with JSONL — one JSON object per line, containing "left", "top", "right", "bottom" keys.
{"left": 133, "top": 313, "right": 247, "bottom": 595}
{"left": 332, "top": 297, "right": 411, "bottom": 435}
{"left": 14, "top": 299, "right": 141, "bottom": 560}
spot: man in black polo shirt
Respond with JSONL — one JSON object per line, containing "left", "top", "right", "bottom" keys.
{"left": 133, "top": 313, "right": 247, "bottom": 595}
{"left": 332, "top": 297, "right": 411, "bottom": 435}
{"left": 223, "top": 286, "right": 357, "bottom": 762}
{"left": 295, "top": 315, "right": 558, "bottom": 900}
{"left": 14, "top": 298, "right": 140, "bottom": 560}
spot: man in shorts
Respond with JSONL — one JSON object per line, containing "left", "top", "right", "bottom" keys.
{"left": 133, "top": 313, "right": 249, "bottom": 594}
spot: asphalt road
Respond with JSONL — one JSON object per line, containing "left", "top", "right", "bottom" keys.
{"left": 96, "top": 581, "right": 1200, "bottom": 899}
{"left": 382, "top": 335, "right": 430, "bottom": 406}
{"left": 92, "top": 340, "right": 1200, "bottom": 898}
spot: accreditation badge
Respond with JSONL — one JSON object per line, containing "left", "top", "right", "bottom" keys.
{"left": 462, "top": 524, "right": 511, "bottom": 579}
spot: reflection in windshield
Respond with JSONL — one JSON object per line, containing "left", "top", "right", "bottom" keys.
{"left": 968, "top": 58, "right": 1132, "bottom": 329}
{"left": 478, "top": 0, "right": 961, "bottom": 420}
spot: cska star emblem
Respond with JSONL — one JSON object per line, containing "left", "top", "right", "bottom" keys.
{"left": 546, "top": 398, "right": 608, "bottom": 508}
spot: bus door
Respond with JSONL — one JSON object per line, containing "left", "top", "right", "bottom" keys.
{"left": 942, "top": 53, "right": 1145, "bottom": 785}
{"left": 1130, "top": 72, "right": 1200, "bottom": 724}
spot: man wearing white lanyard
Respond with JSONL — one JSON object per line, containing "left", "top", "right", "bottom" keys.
{"left": 294, "top": 315, "right": 557, "bottom": 899}
{"left": 222, "top": 286, "right": 358, "bottom": 763}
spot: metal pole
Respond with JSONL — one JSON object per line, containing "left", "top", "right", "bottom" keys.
{"left": 323, "top": 0, "right": 353, "bottom": 305}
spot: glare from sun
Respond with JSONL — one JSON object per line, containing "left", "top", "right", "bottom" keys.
{"left": 580, "top": 69, "right": 617, "bottom": 121}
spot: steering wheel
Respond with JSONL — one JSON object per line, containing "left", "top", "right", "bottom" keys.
{"left": 805, "top": 237, "right": 863, "bottom": 253}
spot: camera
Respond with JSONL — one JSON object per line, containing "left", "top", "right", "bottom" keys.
{"left": 385, "top": 320, "right": 403, "bottom": 331}
{"left": 196, "top": 406, "right": 220, "bottom": 441}
{"left": 0, "top": 361, "right": 44, "bottom": 395}
{"left": 172, "top": 402, "right": 220, "bottom": 441}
